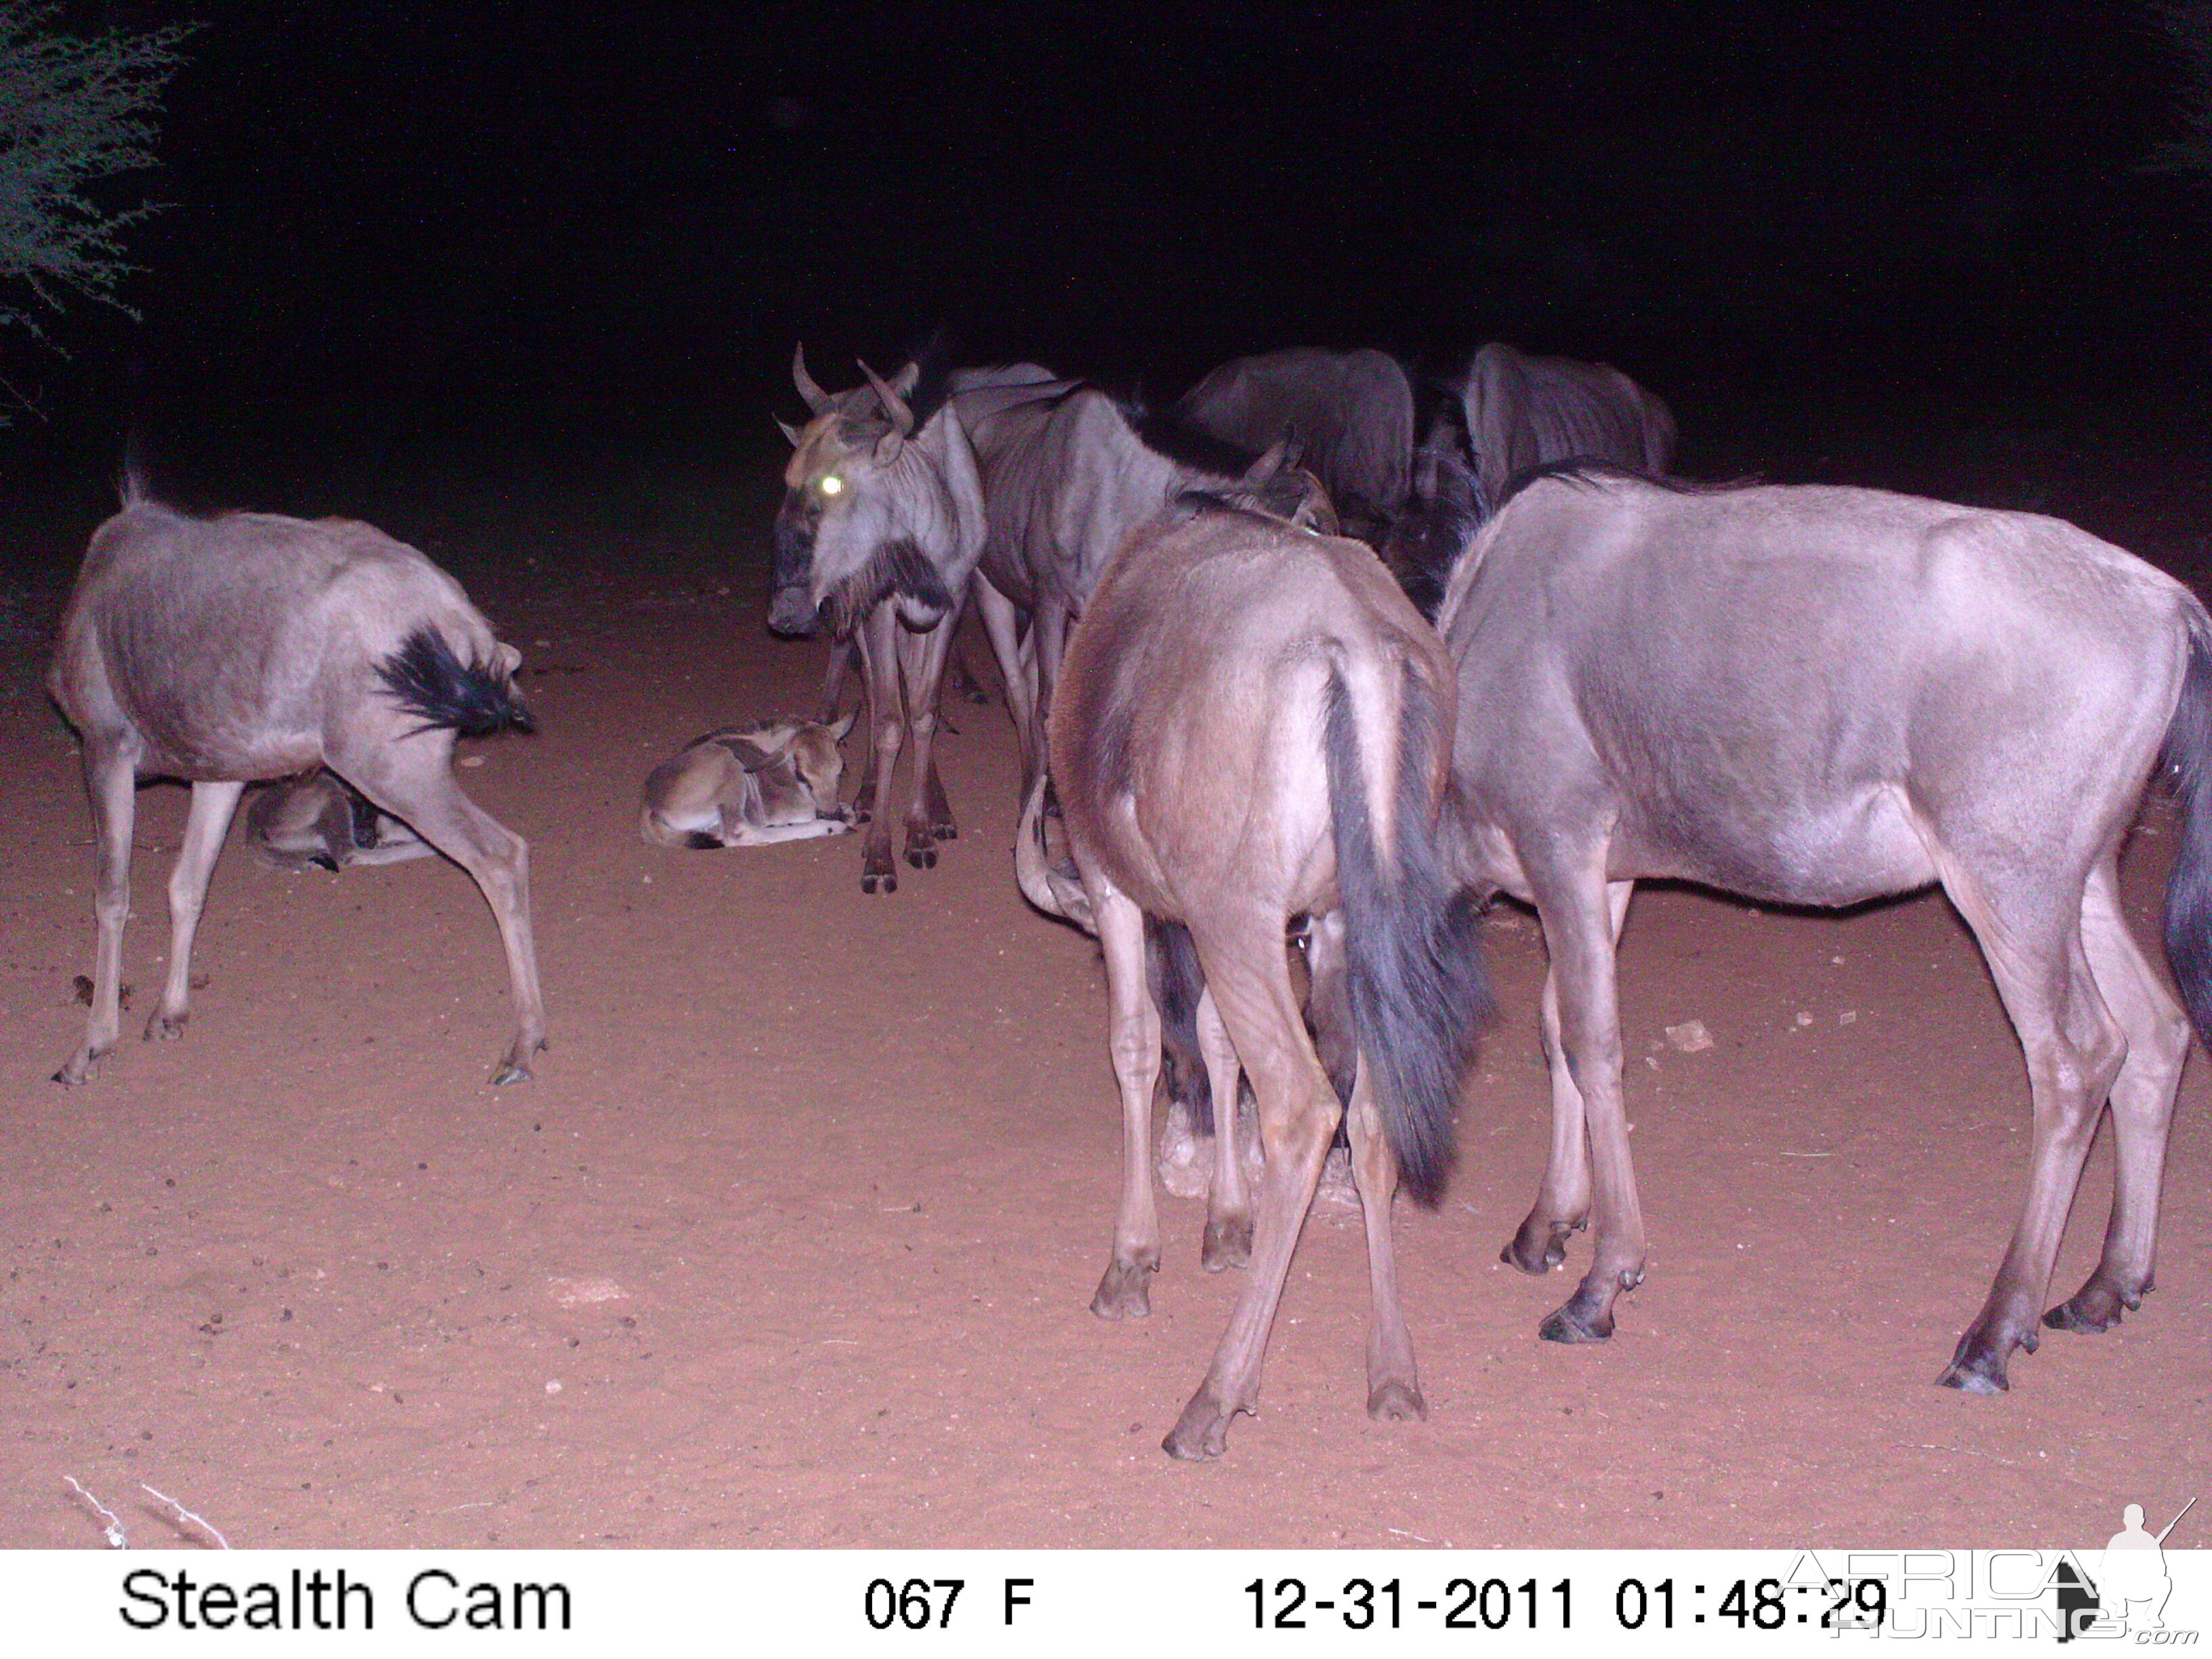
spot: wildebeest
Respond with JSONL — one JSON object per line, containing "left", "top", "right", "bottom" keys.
{"left": 774, "top": 347, "right": 988, "bottom": 892}
{"left": 1048, "top": 495, "right": 1486, "bottom": 1459}
{"left": 1458, "top": 342, "right": 1676, "bottom": 514}
{"left": 638, "top": 712, "right": 855, "bottom": 849}
{"left": 962, "top": 377, "right": 1315, "bottom": 800}
{"left": 49, "top": 482, "right": 546, "bottom": 1085}
{"left": 246, "top": 771, "right": 432, "bottom": 871}
{"left": 1176, "top": 348, "right": 1415, "bottom": 543}
{"left": 1437, "top": 465, "right": 2212, "bottom": 1393}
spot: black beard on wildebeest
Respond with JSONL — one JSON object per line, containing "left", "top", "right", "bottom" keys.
{"left": 820, "top": 538, "right": 957, "bottom": 638}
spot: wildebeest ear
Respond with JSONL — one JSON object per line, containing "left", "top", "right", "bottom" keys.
{"left": 889, "top": 361, "right": 920, "bottom": 398}
{"left": 775, "top": 415, "right": 803, "bottom": 447}
{"left": 1242, "top": 436, "right": 1294, "bottom": 485}
{"left": 828, "top": 708, "right": 858, "bottom": 743}
{"left": 725, "top": 737, "right": 777, "bottom": 772}
{"left": 495, "top": 641, "right": 523, "bottom": 675}
{"left": 872, "top": 429, "right": 905, "bottom": 467}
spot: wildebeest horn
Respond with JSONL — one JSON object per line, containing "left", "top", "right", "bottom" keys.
{"left": 792, "top": 344, "right": 834, "bottom": 416}
{"left": 857, "top": 359, "right": 914, "bottom": 436}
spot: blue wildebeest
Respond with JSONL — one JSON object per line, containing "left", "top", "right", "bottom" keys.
{"left": 1458, "top": 342, "right": 1676, "bottom": 515}
{"left": 1437, "top": 464, "right": 2212, "bottom": 1393}
{"left": 246, "top": 771, "right": 433, "bottom": 871}
{"left": 961, "top": 377, "right": 1315, "bottom": 800}
{"left": 1176, "top": 348, "right": 1416, "bottom": 545}
{"left": 773, "top": 347, "right": 989, "bottom": 892}
{"left": 49, "top": 483, "right": 546, "bottom": 1085}
{"left": 1047, "top": 494, "right": 1486, "bottom": 1460}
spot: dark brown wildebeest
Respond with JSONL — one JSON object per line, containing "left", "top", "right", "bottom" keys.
{"left": 1439, "top": 464, "right": 2212, "bottom": 1393}
{"left": 49, "top": 481, "right": 545, "bottom": 1085}
{"left": 1046, "top": 495, "right": 1486, "bottom": 1459}
{"left": 1176, "top": 347, "right": 1416, "bottom": 544}
{"left": 1458, "top": 342, "right": 1676, "bottom": 514}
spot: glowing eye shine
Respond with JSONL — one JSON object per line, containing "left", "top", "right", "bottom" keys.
{"left": 819, "top": 475, "right": 843, "bottom": 496}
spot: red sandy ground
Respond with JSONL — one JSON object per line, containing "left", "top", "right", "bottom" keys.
{"left": 1, "top": 443, "right": 2206, "bottom": 1551}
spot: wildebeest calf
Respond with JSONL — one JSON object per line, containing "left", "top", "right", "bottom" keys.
{"left": 47, "top": 481, "right": 546, "bottom": 1085}
{"left": 638, "top": 712, "right": 855, "bottom": 848}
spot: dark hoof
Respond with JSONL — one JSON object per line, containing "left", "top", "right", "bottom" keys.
{"left": 1501, "top": 1216, "right": 1579, "bottom": 1275}
{"left": 1367, "top": 1379, "right": 1427, "bottom": 1422}
{"left": 2043, "top": 1277, "right": 2144, "bottom": 1334}
{"left": 933, "top": 823, "right": 958, "bottom": 842}
{"left": 1936, "top": 1332, "right": 2012, "bottom": 1393}
{"left": 861, "top": 871, "right": 897, "bottom": 895}
{"left": 903, "top": 845, "right": 938, "bottom": 869}
{"left": 1090, "top": 1258, "right": 1155, "bottom": 1319}
{"left": 1200, "top": 1214, "right": 1252, "bottom": 1273}
{"left": 489, "top": 1036, "right": 544, "bottom": 1086}
{"left": 308, "top": 854, "right": 340, "bottom": 872}
{"left": 144, "top": 1011, "right": 186, "bottom": 1043}
{"left": 1162, "top": 1386, "right": 1240, "bottom": 1461}
{"left": 851, "top": 806, "right": 874, "bottom": 825}
{"left": 53, "top": 1046, "right": 105, "bottom": 1086}
{"left": 1538, "top": 1296, "right": 1614, "bottom": 1344}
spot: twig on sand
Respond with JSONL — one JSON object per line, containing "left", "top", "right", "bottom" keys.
{"left": 64, "top": 1476, "right": 127, "bottom": 1548}
{"left": 141, "top": 1484, "right": 232, "bottom": 1549}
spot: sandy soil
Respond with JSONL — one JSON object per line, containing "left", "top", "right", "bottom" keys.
{"left": 2, "top": 445, "right": 2207, "bottom": 1551}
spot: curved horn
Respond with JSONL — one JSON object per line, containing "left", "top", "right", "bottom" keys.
{"left": 792, "top": 343, "right": 834, "bottom": 416}
{"left": 857, "top": 359, "right": 914, "bottom": 436}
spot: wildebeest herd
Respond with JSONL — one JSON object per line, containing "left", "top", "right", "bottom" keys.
{"left": 45, "top": 338, "right": 2212, "bottom": 1460}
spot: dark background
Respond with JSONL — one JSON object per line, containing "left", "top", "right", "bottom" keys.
{"left": 9, "top": 1, "right": 2211, "bottom": 485}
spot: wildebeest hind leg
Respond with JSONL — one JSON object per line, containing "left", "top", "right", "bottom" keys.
{"left": 146, "top": 781, "right": 245, "bottom": 1041}
{"left": 335, "top": 739, "right": 548, "bottom": 1084}
{"left": 2045, "top": 859, "right": 2186, "bottom": 1336}
{"left": 1346, "top": 1049, "right": 1425, "bottom": 1420}
{"left": 1937, "top": 871, "right": 2123, "bottom": 1392}
{"left": 1089, "top": 874, "right": 1162, "bottom": 1318}
{"left": 1164, "top": 928, "right": 1338, "bottom": 1460}
{"left": 1507, "top": 882, "right": 1632, "bottom": 1277}
{"left": 1195, "top": 985, "right": 1252, "bottom": 1271}
{"left": 56, "top": 735, "right": 142, "bottom": 1085}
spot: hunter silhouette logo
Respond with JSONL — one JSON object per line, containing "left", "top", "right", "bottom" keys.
{"left": 2056, "top": 1497, "right": 2196, "bottom": 1641}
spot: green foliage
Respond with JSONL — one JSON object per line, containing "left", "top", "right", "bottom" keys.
{"left": 0, "top": 1, "right": 189, "bottom": 339}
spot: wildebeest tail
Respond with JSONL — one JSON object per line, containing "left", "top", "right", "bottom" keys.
{"left": 1323, "top": 661, "right": 1488, "bottom": 1205}
{"left": 2162, "top": 608, "right": 2212, "bottom": 1047}
{"left": 378, "top": 627, "right": 534, "bottom": 738}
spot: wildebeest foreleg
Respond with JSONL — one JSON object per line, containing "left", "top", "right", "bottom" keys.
{"left": 1529, "top": 865, "right": 1645, "bottom": 1344}
{"left": 55, "top": 735, "right": 144, "bottom": 1085}
{"left": 334, "top": 737, "right": 548, "bottom": 1084}
{"left": 893, "top": 617, "right": 956, "bottom": 867}
{"left": 2047, "top": 859, "right": 2190, "bottom": 1334}
{"left": 1938, "top": 871, "right": 2126, "bottom": 1391}
{"left": 973, "top": 575, "right": 1042, "bottom": 796}
{"left": 1346, "top": 1048, "right": 1425, "bottom": 1421}
{"left": 854, "top": 603, "right": 904, "bottom": 891}
{"left": 1195, "top": 985, "right": 1252, "bottom": 1271}
{"left": 1164, "top": 927, "right": 1338, "bottom": 1460}
{"left": 146, "top": 781, "right": 246, "bottom": 1041}
{"left": 1090, "top": 874, "right": 1164, "bottom": 1318}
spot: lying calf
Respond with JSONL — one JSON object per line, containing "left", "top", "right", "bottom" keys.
{"left": 640, "top": 713, "right": 854, "bottom": 848}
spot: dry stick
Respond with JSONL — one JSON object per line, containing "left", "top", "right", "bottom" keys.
{"left": 64, "top": 1476, "right": 127, "bottom": 1549}
{"left": 140, "top": 1484, "right": 231, "bottom": 1550}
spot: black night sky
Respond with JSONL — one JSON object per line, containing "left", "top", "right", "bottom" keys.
{"left": 14, "top": 1, "right": 2212, "bottom": 472}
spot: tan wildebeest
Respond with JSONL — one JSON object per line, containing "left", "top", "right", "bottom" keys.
{"left": 1439, "top": 464, "right": 2212, "bottom": 1392}
{"left": 1041, "top": 495, "right": 1486, "bottom": 1459}
{"left": 245, "top": 771, "right": 432, "bottom": 871}
{"left": 638, "top": 712, "right": 855, "bottom": 849}
{"left": 48, "top": 482, "right": 546, "bottom": 1085}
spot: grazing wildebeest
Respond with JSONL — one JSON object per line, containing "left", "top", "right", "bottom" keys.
{"left": 246, "top": 770, "right": 431, "bottom": 871}
{"left": 1377, "top": 419, "right": 1484, "bottom": 621}
{"left": 773, "top": 346, "right": 987, "bottom": 891}
{"left": 49, "top": 482, "right": 546, "bottom": 1085}
{"left": 1458, "top": 342, "right": 1676, "bottom": 514}
{"left": 1437, "top": 464, "right": 2212, "bottom": 1393}
{"left": 1048, "top": 495, "right": 1486, "bottom": 1459}
{"left": 1176, "top": 347, "right": 1415, "bottom": 543}
{"left": 638, "top": 712, "right": 855, "bottom": 849}
{"left": 962, "top": 377, "right": 1313, "bottom": 799}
